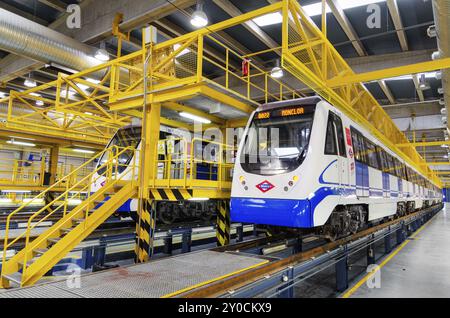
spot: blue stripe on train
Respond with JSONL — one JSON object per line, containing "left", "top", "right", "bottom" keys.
{"left": 231, "top": 186, "right": 341, "bottom": 228}
{"left": 94, "top": 195, "right": 132, "bottom": 213}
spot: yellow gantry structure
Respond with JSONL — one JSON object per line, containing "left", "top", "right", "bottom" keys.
{"left": 2, "top": 0, "right": 450, "bottom": 287}
{"left": 0, "top": 0, "right": 444, "bottom": 184}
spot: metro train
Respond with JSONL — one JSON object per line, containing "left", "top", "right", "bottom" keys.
{"left": 230, "top": 97, "right": 442, "bottom": 239}
{"left": 90, "top": 125, "right": 218, "bottom": 224}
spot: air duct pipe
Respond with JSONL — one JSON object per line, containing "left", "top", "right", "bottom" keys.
{"left": 0, "top": 8, "right": 106, "bottom": 79}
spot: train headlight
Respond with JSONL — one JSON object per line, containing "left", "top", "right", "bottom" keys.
{"left": 239, "top": 176, "right": 246, "bottom": 185}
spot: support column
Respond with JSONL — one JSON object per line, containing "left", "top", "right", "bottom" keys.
{"left": 48, "top": 146, "right": 59, "bottom": 185}
{"left": 216, "top": 200, "right": 231, "bottom": 246}
{"left": 135, "top": 102, "right": 161, "bottom": 263}
{"left": 135, "top": 199, "right": 156, "bottom": 263}
{"left": 44, "top": 146, "right": 59, "bottom": 213}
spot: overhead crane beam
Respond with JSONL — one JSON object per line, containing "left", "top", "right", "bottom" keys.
{"left": 326, "top": 57, "right": 450, "bottom": 87}
{"left": 378, "top": 80, "right": 396, "bottom": 105}
{"left": 398, "top": 140, "right": 450, "bottom": 147}
{"left": 386, "top": 0, "right": 409, "bottom": 51}
{"left": 212, "top": 0, "right": 280, "bottom": 50}
{"left": 275, "top": 0, "right": 442, "bottom": 185}
{"left": 326, "top": 0, "right": 367, "bottom": 56}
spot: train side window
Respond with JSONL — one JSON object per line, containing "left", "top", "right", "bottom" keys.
{"left": 387, "top": 154, "right": 395, "bottom": 176}
{"left": 381, "top": 150, "right": 390, "bottom": 172}
{"left": 331, "top": 114, "right": 346, "bottom": 157}
{"left": 366, "top": 141, "right": 379, "bottom": 169}
{"left": 350, "top": 128, "right": 361, "bottom": 161}
{"left": 325, "top": 114, "right": 337, "bottom": 155}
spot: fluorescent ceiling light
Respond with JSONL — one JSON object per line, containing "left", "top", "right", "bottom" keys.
{"left": 174, "top": 44, "right": 190, "bottom": 57}
{"left": 73, "top": 148, "right": 95, "bottom": 154}
{"left": 179, "top": 112, "right": 211, "bottom": 124}
{"left": 60, "top": 89, "right": 76, "bottom": 98}
{"left": 188, "top": 197, "right": 210, "bottom": 201}
{"left": 0, "top": 92, "right": 7, "bottom": 98}
{"left": 95, "top": 48, "right": 110, "bottom": 61}
{"left": 1, "top": 190, "right": 32, "bottom": 193}
{"left": 7, "top": 140, "right": 36, "bottom": 147}
{"left": 23, "top": 198, "right": 44, "bottom": 204}
{"left": 68, "top": 199, "right": 82, "bottom": 205}
{"left": 36, "top": 100, "right": 44, "bottom": 106}
{"left": 0, "top": 198, "right": 12, "bottom": 203}
{"left": 253, "top": 12, "right": 283, "bottom": 27}
{"left": 303, "top": 0, "right": 386, "bottom": 17}
{"left": 76, "top": 83, "right": 90, "bottom": 91}
{"left": 8, "top": 136, "right": 35, "bottom": 141}
{"left": 86, "top": 78, "right": 101, "bottom": 84}
{"left": 24, "top": 78, "right": 37, "bottom": 88}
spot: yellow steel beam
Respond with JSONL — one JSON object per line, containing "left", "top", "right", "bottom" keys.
{"left": 434, "top": 171, "right": 450, "bottom": 175}
{"left": 48, "top": 146, "right": 59, "bottom": 185}
{"left": 280, "top": 0, "right": 440, "bottom": 186}
{"left": 423, "top": 162, "right": 450, "bottom": 166}
{"left": 163, "top": 101, "right": 226, "bottom": 125}
{"left": 226, "top": 118, "right": 249, "bottom": 128}
{"left": 397, "top": 140, "right": 450, "bottom": 147}
{"left": 326, "top": 58, "right": 450, "bottom": 87}
{"left": 0, "top": 129, "right": 105, "bottom": 149}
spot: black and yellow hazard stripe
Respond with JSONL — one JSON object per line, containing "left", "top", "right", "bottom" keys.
{"left": 216, "top": 200, "right": 230, "bottom": 246}
{"left": 44, "top": 192, "right": 55, "bottom": 214}
{"left": 149, "top": 188, "right": 193, "bottom": 201}
{"left": 134, "top": 199, "right": 156, "bottom": 263}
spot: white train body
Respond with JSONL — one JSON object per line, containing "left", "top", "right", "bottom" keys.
{"left": 231, "top": 97, "right": 441, "bottom": 230}
{"left": 90, "top": 125, "right": 191, "bottom": 215}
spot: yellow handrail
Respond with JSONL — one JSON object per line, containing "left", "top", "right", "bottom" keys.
{"left": 19, "top": 146, "right": 137, "bottom": 275}
{"left": 1, "top": 145, "right": 136, "bottom": 268}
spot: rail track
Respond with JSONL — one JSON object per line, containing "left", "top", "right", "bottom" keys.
{"left": 180, "top": 203, "right": 443, "bottom": 298}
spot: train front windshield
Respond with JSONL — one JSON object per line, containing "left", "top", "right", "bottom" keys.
{"left": 240, "top": 106, "right": 315, "bottom": 176}
{"left": 97, "top": 127, "right": 141, "bottom": 175}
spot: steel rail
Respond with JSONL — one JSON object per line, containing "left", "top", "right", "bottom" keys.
{"left": 180, "top": 203, "right": 443, "bottom": 298}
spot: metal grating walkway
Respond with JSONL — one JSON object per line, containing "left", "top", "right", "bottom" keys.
{"left": 0, "top": 250, "right": 268, "bottom": 298}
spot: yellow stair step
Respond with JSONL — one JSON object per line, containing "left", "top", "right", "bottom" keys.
{"left": 47, "top": 237, "right": 61, "bottom": 244}
{"left": 33, "top": 248, "right": 48, "bottom": 256}
{"left": 2, "top": 272, "right": 22, "bottom": 286}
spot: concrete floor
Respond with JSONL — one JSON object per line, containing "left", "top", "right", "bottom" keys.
{"left": 345, "top": 205, "right": 450, "bottom": 298}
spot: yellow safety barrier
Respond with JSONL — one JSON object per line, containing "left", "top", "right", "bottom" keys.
{"left": 152, "top": 137, "right": 234, "bottom": 191}
{"left": 1, "top": 145, "right": 138, "bottom": 287}
{"left": 0, "top": 158, "right": 45, "bottom": 187}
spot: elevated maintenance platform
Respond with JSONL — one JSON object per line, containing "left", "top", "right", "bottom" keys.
{"left": 0, "top": 250, "right": 268, "bottom": 297}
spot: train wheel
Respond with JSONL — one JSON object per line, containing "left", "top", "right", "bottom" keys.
{"left": 158, "top": 205, "right": 178, "bottom": 225}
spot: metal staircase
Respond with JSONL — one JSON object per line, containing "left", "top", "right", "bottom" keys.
{"left": 1, "top": 145, "right": 138, "bottom": 288}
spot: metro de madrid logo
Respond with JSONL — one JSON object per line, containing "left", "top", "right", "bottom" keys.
{"left": 256, "top": 180, "right": 275, "bottom": 193}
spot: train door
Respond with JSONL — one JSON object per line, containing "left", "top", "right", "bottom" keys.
{"left": 325, "top": 113, "right": 341, "bottom": 189}
{"left": 326, "top": 113, "right": 348, "bottom": 197}
{"left": 380, "top": 151, "right": 390, "bottom": 198}
{"left": 332, "top": 114, "right": 349, "bottom": 196}
{"left": 351, "top": 129, "right": 369, "bottom": 197}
